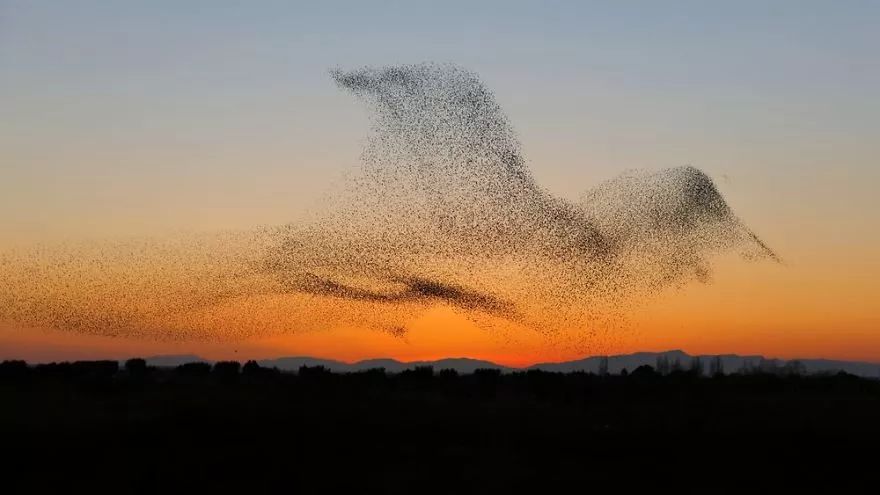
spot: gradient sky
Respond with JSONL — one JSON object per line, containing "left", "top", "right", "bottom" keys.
{"left": 1, "top": 1, "right": 878, "bottom": 365}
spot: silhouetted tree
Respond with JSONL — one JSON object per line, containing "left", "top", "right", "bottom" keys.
{"left": 242, "top": 360, "right": 262, "bottom": 375}
{"left": 0, "top": 360, "right": 29, "bottom": 380}
{"left": 656, "top": 355, "right": 670, "bottom": 375}
{"left": 782, "top": 360, "right": 806, "bottom": 376}
{"left": 472, "top": 368, "right": 501, "bottom": 397}
{"left": 176, "top": 362, "right": 211, "bottom": 376}
{"left": 213, "top": 361, "right": 241, "bottom": 382}
{"left": 415, "top": 365, "right": 434, "bottom": 375}
{"left": 241, "top": 360, "right": 281, "bottom": 381}
{"left": 398, "top": 366, "right": 434, "bottom": 390}
{"left": 620, "top": 368, "right": 628, "bottom": 377}
{"left": 404, "top": 366, "right": 434, "bottom": 379}
{"left": 709, "top": 356, "right": 724, "bottom": 377}
{"left": 632, "top": 365, "right": 658, "bottom": 378}
{"left": 438, "top": 368, "right": 458, "bottom": 379}
{"left": 125, "top": 358, "right": 147, "bottom": 375}
{"left": 69, "top": 360, "right": 119, "bottom": 380}
{"left": 474, "top": 368, "right": 501, "bottom": 378}
{"left": 598, "top": 356, "right": 609, "bottom": 376}
{"left": 359, "top": 367, "right": 387, "bottom": 377}
{"left": 690, "top": 357, "right": 704, "bottom": 376}
{"left": 298, "top": 365, "right": 331, "bottom": 379}
{"left": 756, "top": 358, "right": 782, "bottom": 375}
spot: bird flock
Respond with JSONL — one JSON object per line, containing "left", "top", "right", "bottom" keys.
{"left": 0, "top": 63, "right": 776, "bottom": 347}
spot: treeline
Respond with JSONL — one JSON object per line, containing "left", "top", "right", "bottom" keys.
{"left": 2, "top": 357, "right": 879, "bottom": 492}
{"left": 651, "top": 354, "right": 812, "bottom": 376}
{"left": 0, "top": 356, "right": 875, "bottom": 390}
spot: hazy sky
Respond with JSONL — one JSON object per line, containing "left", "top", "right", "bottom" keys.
{"left": 1, "top": 1, "right": 878, "bottom": 363}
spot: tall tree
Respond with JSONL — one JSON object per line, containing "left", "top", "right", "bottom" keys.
{"left": 598, "top": 356, "right": 609, "bottom": 376}
{"left": 690, "top": 357, "right": 704, "bottom": 376}
{"left": 709, "top": 356, "right": 724, "bottom": 377}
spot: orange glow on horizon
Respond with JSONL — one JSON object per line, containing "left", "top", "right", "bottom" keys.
{"left": 1, "top": 244, "right": 878, "bottom": 366}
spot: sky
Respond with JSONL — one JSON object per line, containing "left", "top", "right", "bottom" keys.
{"left": 1, "top": 1, "right": 878, "bottom": 365}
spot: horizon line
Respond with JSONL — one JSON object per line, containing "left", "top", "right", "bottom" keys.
{"left": 7, "top": 349, "right": 880, "bottom": 368}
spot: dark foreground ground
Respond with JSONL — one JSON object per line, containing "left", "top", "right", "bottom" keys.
{"left": 2, "top": 360, "right": 879, "bottom": 493}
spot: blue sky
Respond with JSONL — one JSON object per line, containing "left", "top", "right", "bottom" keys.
{"left": 1, "top": 1, "right": 878, "bottom": 245}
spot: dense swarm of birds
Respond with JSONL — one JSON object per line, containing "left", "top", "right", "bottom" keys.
{"left": 0, "top": 63, "right": 776, "bottom": 346}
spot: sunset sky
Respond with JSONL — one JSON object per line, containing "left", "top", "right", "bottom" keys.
{"left": 1, "top": 1, "right": 878, "bottom": 365}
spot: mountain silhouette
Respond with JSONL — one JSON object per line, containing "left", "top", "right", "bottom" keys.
{"left": 128, "top": 351, "right": 880, "bottom": 377}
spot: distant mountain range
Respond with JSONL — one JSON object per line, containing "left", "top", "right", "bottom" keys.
{"left": 138, "top": 351, "right": 880, "bottom": 378}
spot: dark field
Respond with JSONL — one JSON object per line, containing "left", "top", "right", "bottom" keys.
{"left": 2, "top": 360, "right": 878, "bottom": 493}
